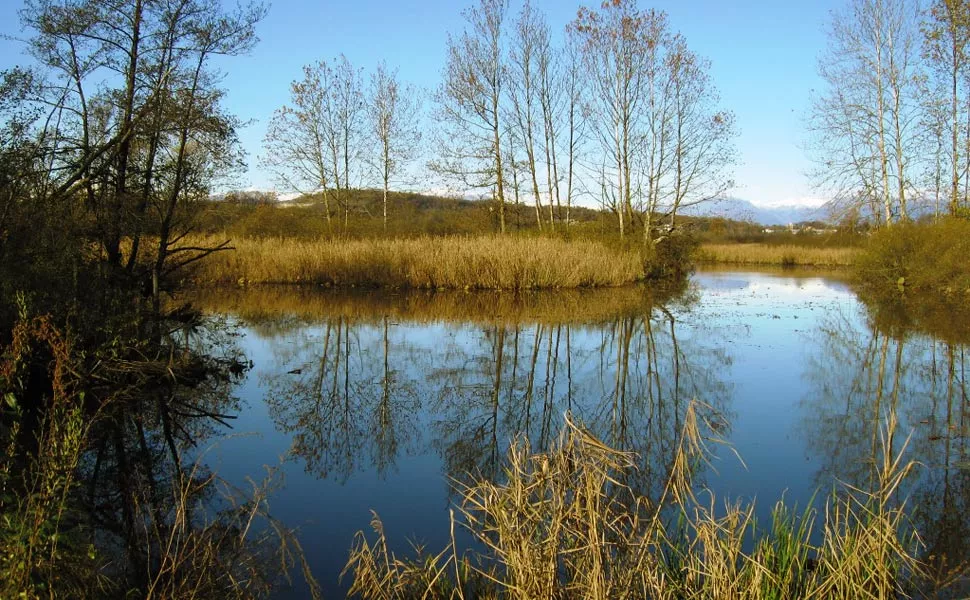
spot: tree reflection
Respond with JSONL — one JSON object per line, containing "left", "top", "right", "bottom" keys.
{"left": 428, "top": 301, "right": 732, "bottom": 501}
{"left": 262, "top": 316, "right": 420, "bottom": 482}
{"left": 802, "top": 297, "right": 970, "bottom": 594}
{"left": 248, "top": 286, "right": 733, "bottom": 511}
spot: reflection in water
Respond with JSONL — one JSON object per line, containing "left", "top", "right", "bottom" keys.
{"left": 187, "top": 272, "right": 970, "bottom": 595}
{"left": 803, "top": 298, "right": 970, "bottom": 593}
{"left": 263, "top": 316, "right": 420, "bottom": 481}
{"left": 252, "top": 287, "right": 731, "bottom": 505}
{"left": 68, "top": 317, "right": 311, "bottom": 596}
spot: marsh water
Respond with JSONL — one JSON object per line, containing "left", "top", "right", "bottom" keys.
{"left": 187, "top": 269, "right": 970, "bottom": 597}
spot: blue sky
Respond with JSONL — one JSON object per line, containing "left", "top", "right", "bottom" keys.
{"left": 0, "top": 0, "right": 843, "bottom": 207}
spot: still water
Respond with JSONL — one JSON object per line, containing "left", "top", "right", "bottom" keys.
{"left": 190, "top": 269, "right": 969, "bottom": 597}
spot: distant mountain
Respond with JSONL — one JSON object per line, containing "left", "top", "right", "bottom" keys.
{"left": 682, "top": 198, "right": 832, "bottom": 225}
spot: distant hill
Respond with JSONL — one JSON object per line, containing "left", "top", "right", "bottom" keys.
{"left": 682, "top": 198, "right": 832, "bottom": 225}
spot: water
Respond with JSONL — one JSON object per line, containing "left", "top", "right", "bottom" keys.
{"left": 188, "top": 269, "right": 970, "bottom": 596}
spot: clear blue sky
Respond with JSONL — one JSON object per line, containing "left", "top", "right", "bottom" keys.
{"left": 0, "top": 0, "right": 842, "bottom": 207}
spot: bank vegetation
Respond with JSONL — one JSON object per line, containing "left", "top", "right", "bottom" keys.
{"left": 697, "top": 243, "right": 859, "bottom": 268}
{"left": 344, "top": 404, "right": 943, "bottom": 599}
{"left": 188, "top": 235, "right": 645, "bottom": 289}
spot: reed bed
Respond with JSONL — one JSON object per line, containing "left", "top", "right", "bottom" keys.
{"left": 344, "top": 405, "right": 937, "bottom": 599}
{"left": 188, "top": 235, "right": 644, "bottom": 289}
{"left": 183, "top": 285, "right": 676, "bottom": 328}
{"left": 697, "top": 243, "right": 859, "bottom": 268}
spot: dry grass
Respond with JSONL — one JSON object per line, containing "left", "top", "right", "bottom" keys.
{"left": 185, "top": 235, "right": 644, "bottom": 289}
{"left": 343, "top": 404, "right": 933, "bottom": 600}
{"left": 697, "top": 243, "right": 859, "bottom": 268}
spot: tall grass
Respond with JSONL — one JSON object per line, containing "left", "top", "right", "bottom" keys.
{"left": 697, "top": 243, "right": 859, "bottom": 267}
{"left": 343, "top": 403, "right": 932, "bottom": 599}
{"left": 187, "top": 235, "right": 644, "bottom": 289}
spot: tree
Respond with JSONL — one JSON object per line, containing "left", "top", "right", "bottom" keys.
{"left": 367, "top": 62, "right": 422, "bottom": 232}
{"left": 263, "top": 55, "right": 364, "bottom": 229}
{"left": 811, "top": 0, "right": 922, "bottom": 226}
{"left": 507, "top": 0, "right": 546, "bottom": 230}
{"left": 571, "top": 0, "right": 653, "bottom": 238}
{"left": 431, "top": 0, "right": 509, "bottom": 233}
{"left": 571, "top": 0, "right": 735, "bottom": 243}
{"left": 17, "top": 0, "right": 264, "bottom": 311}
{"left": 923, "top": 0, "right": 970, "bottom": 217}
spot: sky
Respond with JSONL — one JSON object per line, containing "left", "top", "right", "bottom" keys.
{"left": 0, "top": 0, "right": 844, "bottom": 208}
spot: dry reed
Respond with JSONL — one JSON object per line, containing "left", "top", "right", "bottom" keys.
{"left": 185, "top": 235, "right": 644, "bottom": 289}
{"left": 697, "top": 244, "right": 859, "bottom": 268}
{"left": 343, "top": 402, "right": 931, "bottom": 599}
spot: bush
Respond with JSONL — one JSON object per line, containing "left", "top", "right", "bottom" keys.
{"left": 643, "top": 232, "right": 699, "bottom": 280}
{"left": 855, "top": 218, "right": 970, "bottom": 296}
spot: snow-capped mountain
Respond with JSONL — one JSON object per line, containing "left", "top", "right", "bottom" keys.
{"left": 682, "top": 197, "right": 832, "bottom": 225}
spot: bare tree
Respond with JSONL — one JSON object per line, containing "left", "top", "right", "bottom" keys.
{"left": 507, "top": 0, "right": 545, "bottom": 230}
{"left": 572, "top": 1, "right": 734, "bottom": 243}
{"left": 263, "top": 55, "right": 364, "bottom": 228}
{"left": 561, "top": 37, "right": 588, "bottom": 227}
{"left": 811, "top": 0, "right": 922, "bottom": 226}
{"left": 331, "top": 56, "right": 366, "bottom": 226}
{"left": 662, "top": 38, "right": 736, "bottom": 235}
{"left": 571, "top": 0, "right": 654, "bottom": 238}
{"left": 367, "top": 62, "right": 422, "bottom": 232}
{"left": 923, "top": 0, "right": 970, "bottom": 216}
{"left": 430, "top": 0, "right": 509, "bottom": 233}
{"left": 535, "top": 14, "right": 562, "bottom": 229}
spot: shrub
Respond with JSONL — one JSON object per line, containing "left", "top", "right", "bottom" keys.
{"left": 643, "top": 232, "right": 699, "bottom": 280}
{"left": 855, "top": 218, "right": 970, "bottom": 296}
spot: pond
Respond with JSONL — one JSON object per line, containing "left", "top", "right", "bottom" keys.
{"left": 187, "top": 269, "right": 970, "bottom": 597}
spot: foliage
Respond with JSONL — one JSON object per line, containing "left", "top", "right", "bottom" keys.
{"left": 855, "top": 218, "right": 970, "bottom": 295}
{"left": 644, "top": 232, "right": 700, "bottom": 280}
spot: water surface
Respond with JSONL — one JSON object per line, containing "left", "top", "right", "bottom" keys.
{"left": 191, "top": 269, "right": 970, "bottom": 596}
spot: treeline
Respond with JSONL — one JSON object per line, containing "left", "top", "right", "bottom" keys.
{"left": 193, "top": 190, "right": 802, "bottom": 244}
{"left": 263, "top": 0, "right": 737, "bottom": 243}
{"left": 812, "top": 0, "right": 970, "bottom": 224}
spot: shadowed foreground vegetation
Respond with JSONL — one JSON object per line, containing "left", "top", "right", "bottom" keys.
{"left": 343, "top": 404, "right": 944, "bottom": 600}
{"left": 189, "top": 235, "right": 645, "bottom": 289}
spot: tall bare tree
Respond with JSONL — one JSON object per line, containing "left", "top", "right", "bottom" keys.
{"left": 572, "top": 1, "right": 734, "bottom": 243}
{"left": 923, "top": 0, "right": 970, "bottom": 216}
{"left": 263, "top": 55, "right": 364, "bottom": 228}
{"left": 811, "top": 0, "right": 922, "bottom": 226}
{"left": 431, "top": 0, "right": 509, "bottom": 233}
{"left": 367, "top": 62, "right": 422, "bottom": 232}
{"left": 507, "top": 0, "right": 545, "bottom": 230}
{"left": 571, "top": 0, "right": 654, "bottom": 238}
